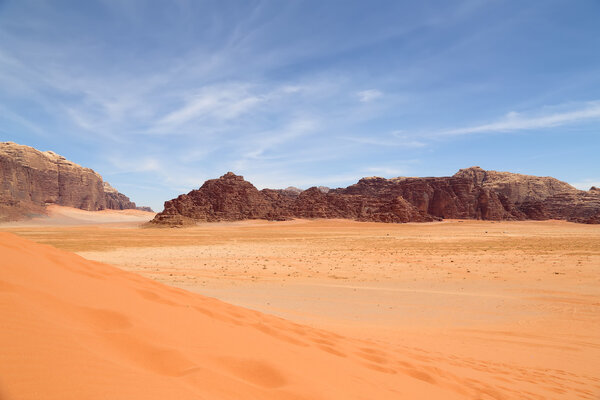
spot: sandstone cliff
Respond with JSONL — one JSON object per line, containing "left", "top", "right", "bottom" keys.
{"left": 518, "top": 189, "right": 600, "bottom": 224}
{"left": 454, "top": 166, "right": 577, "bottom": 203}
{"left": 151, "top": 169, "right": 599, "bottom": 226}
{"left": 0, "top": 142, "right": 141, "bottom": 221}
{"left": 340, "top": 175, "right": 522, "bottom": 221}
{"left": 150, "top": 172, "right": 436, "bottom": 226}
{"left": 453, "top": 166, "right": 599, "bottom": 223}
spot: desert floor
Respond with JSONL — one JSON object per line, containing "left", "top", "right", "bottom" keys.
{"left": 2, "top": 217, "right": 600, "bottom": 399}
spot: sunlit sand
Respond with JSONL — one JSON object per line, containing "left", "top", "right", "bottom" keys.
{"left": 3, "top": 218, "right": 599, "bottom": 399}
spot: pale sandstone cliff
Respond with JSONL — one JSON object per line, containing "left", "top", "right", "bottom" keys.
{"left": 454, "top": 166, "right": 577, "bottom": 203}
{"left": 0, "top": 142, "right": 140, "bottom": 221}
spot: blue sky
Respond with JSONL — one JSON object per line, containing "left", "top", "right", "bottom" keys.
{"left": 1, "top": 0, "right": 599, "bottom": 210}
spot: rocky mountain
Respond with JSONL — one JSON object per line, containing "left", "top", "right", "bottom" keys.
{"left": 0, "top": 142, "right": 148, "bottom": 221}
{"left": 150, "top": 172, "right": 436, "bottom": 226}
{"left": 151, "top": 168, "right": 600, "bottom": 226}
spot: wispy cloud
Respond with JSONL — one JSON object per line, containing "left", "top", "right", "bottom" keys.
{"left": 156, "top": 83, "right": 263, "bottom": 128}
{"left": 105, "top": 154, "right": 210, "bottom": 190}
{"left": 436, "top": 101, "right": 600, "bottom": 136}
{"left": 357, "top": 89, "right": 383, "bottom": 103}
{"left": 0, "top": 104, "right": 48, "bottom": 137}
{"left": 342, "top": 135, "right": 426, "bottom": 147}
{"left": 234, "top": 117, "right": 319, "bottom": 166}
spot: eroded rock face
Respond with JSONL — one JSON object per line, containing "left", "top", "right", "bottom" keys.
{"left": 152, "top": 172, "right": 280, "bottom": 226}
{"left": 291, "top": 187, "right": 435, "bottom": 223}
{"left": 150, "top": 172, "right": 437, "bottom": 226}
{"left": 151, "top": 168, "right": 600, "bottom": 226}
{"left": 102, "top": 182, "right": 137, "bottom": 210}
{"left": 454, "top": 166, "right": 577, "bottom": 203}
{"left": 340, "top": 176, "right": 522, "bottom": 221}
{"left": 521, "top": 190, "right": 600, "bottom": 224}
{"left": 454, "top": 166, "right": 600, "bottom": 223}
{"left": 0, "top": 142, "right": 140, "bottom": 221}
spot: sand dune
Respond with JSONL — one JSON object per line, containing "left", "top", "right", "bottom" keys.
{"left": 2, "top": 220, "right": 599, "bottom": 399}
{"left": 0, "top": 205, "right": 154, "bottom": 227}
{"left": 0, "top": 232, "right": 468, "bottom": 399}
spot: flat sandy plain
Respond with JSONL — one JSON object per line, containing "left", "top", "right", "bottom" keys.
{"left": 2, "top": 209, "right": 599, "bottom": 399}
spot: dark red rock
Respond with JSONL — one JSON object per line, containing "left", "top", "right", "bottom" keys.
{"left": 537, "top": 190, "right": 600, "bottom": 224}
{"left": 340, "top": 176, "right": 522, "bottom": 221}
{"left": 150, "top": 173, "right": 436, "bottom": 226}
{"left": 153, "top": 172, "right": 284, "bottom": 225}
{"left": 455, "top": 167, "right": 599, "bottom": 224}
{"left": 151, "top": 169, "right": 600, "bottom": 226}
{"left": 516, "top": 201, "right": 549, "bottom": 220}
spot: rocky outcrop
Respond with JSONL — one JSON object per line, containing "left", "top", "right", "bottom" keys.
{"left": 339, "top": 176, "right": 522, "bottom": 221}
{"left": 454, "top": 166, "right": 599, "bottom": 223}
{"left": 102, "top": 182, "right": 136, "bottom": 210}
{"left": 151, "top": 172, "right": 280, "bottom": 226}
{"left": 150, "top": 172, "right": 436, "bottom": 226}
{"left": 0, "top": 142, "right": 143, "bottom": 221}
{"left": 454, "top": 166, "right": 577, "bottom": 203}
{"left": 151, "top": 168, "right": 600, "bottom": 226}
{"left": 290, "top": 187, "right": 435, "bottom": 223}
{"left": 519, "top": 189, "right": 600, "bottom": 224}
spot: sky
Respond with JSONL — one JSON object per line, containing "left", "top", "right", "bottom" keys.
{"left": 1, "top": 0, "right": 599, "bottom": 211}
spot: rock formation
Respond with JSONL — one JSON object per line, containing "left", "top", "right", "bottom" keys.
{"left": 135, "top": 206, "right": 155, "bottom": 212}
{"left": 290, "top": 187, "right": 435, "bottom": 223}
{"left": 339, "top": 176, "right": 522, "bottom": 220}
{"left": 518, "top": 189, "right": 600, "bottom": 224}
{"left": 454, "top": 166, "right": 577, "bottom": 203}
{"left": 0, "top": 142, "right": 146, "bottom": 221}
{"left": 453, "top": 166, "right": 599, "bottom": 223}
{"left": 102, "top": 182, "right": 136, "bottom": 210}
{"left": 152, "top": 172, "right": 282, "bottom": 226}
{"left": 150, "top": 172, "right": 436, "bottom": 226}
{"left": 151, "top": 168, "right": 600, "bottom": 226}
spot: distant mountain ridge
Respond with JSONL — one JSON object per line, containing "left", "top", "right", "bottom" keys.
{"left": 0, "top": 142, "right": 152, "bottom": 221}
{"left": 151, "top": 168, "right": 600, "bottom": 226}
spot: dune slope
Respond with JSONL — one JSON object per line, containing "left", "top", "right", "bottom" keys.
{"left": 0, "top": 232, "right": 466, "bottom": 400}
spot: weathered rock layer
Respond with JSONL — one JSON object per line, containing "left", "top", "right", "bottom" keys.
{"left": 454, "top": 166, "right": 578, "bottom": 203}
{"left": 0, "top": 142, "right": 144, "bottom": 221}
{"left": 151, "top": 168, "right": 600, "bottom": 226}
{"left": 151, "top": 172, "right": 436, "bottom": 226}
{"left": 339, "top": 176, "right": 521, "bottom": 221}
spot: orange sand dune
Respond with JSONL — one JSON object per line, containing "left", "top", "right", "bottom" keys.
{"left": 0, "top": 232, "right": 467, "bottom": 400}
